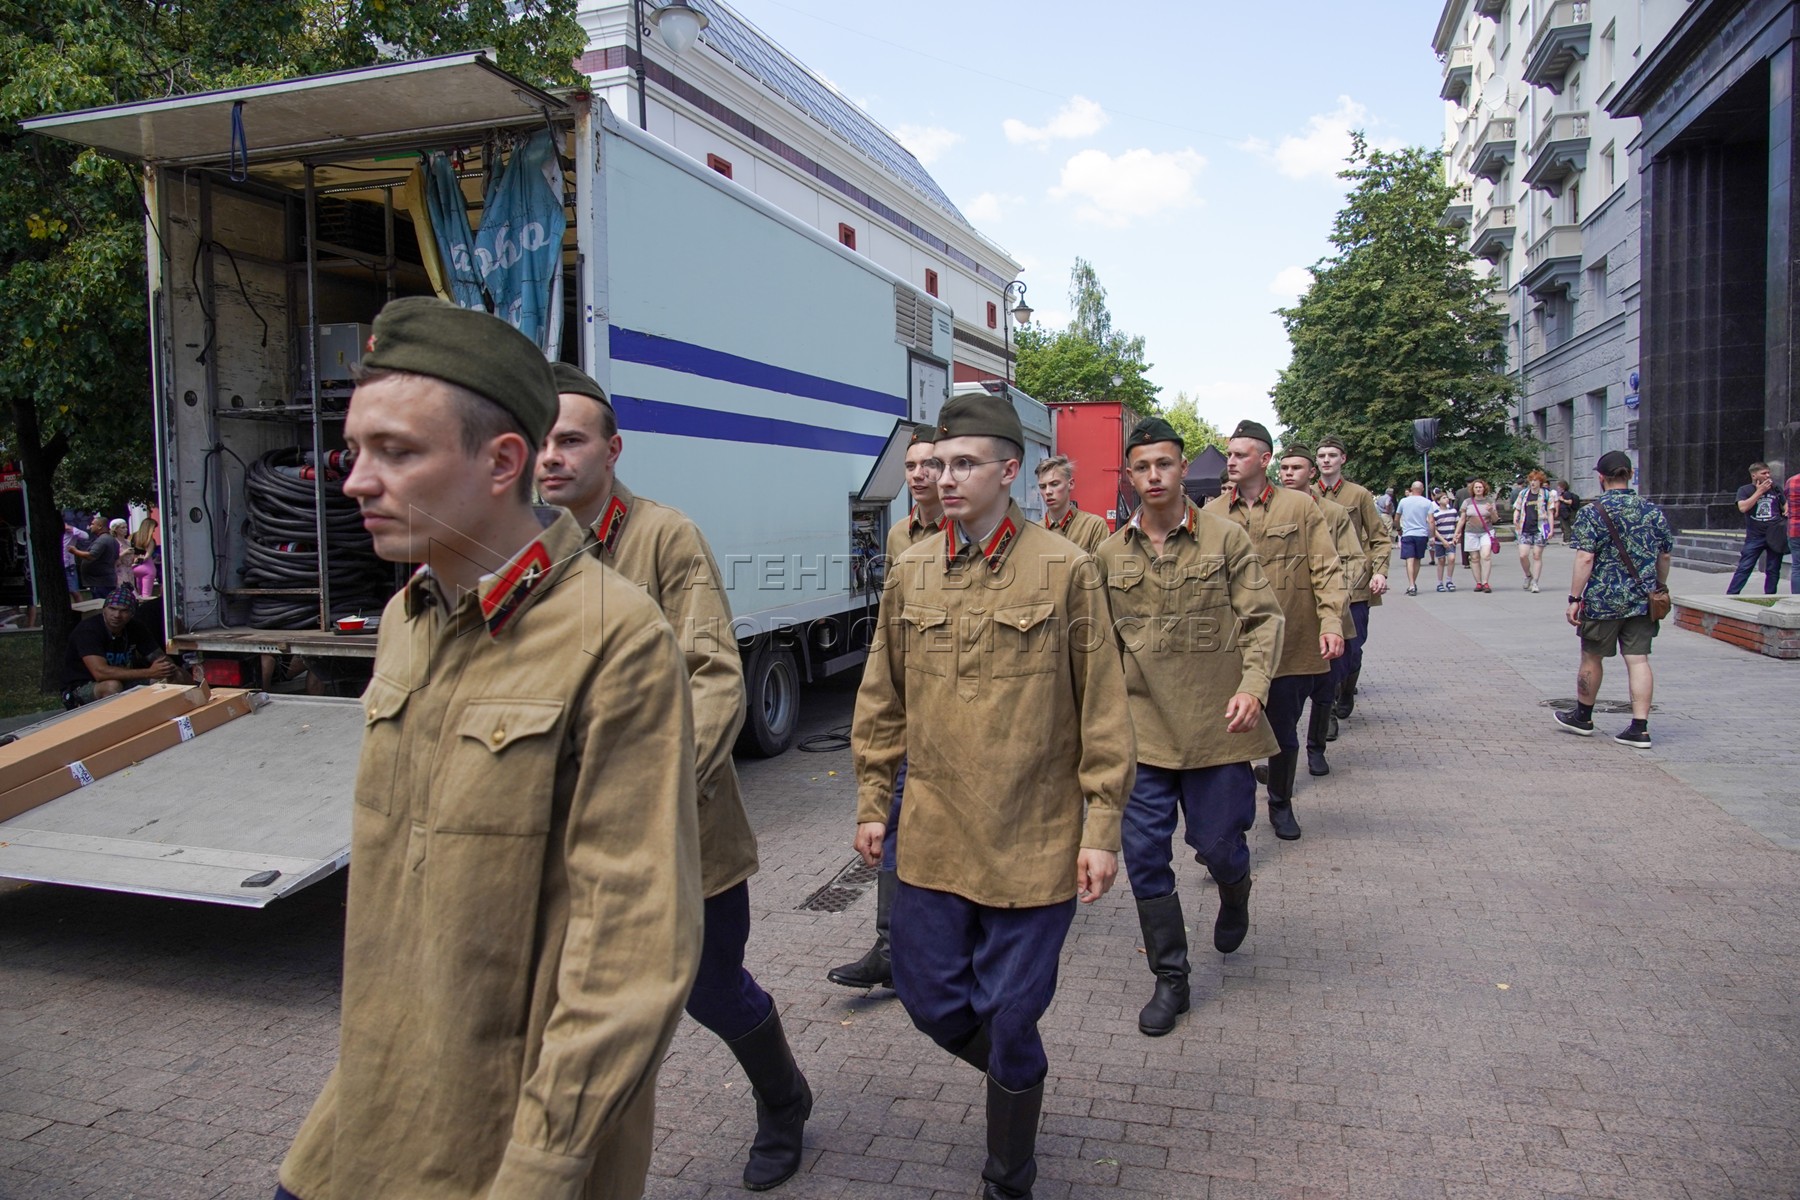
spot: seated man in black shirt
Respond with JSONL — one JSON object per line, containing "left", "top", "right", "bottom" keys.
{"left": 62, "top": 588, "right": 175, "bottom": 707}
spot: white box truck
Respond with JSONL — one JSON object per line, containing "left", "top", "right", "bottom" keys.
{"left": 13, "top": 51, "right": 1048, "bottom": 904}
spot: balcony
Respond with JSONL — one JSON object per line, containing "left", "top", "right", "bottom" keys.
{"left": 1440, "top": 185, "right": 1474, "bottom": 230}
{"left": 1470, "top": 116, "right": 1517, "bottom": 182}
{"left": 1469, "top": 205, "right": 1517, "bottom": 262}
{"left": 1440, "top": 45, "right": 1474, "bottom": 105}
{"left": 1522, "top": 112, "right": 1591, "bottom": 196}
{"left": 1522, "top": 225, "right": 1583, "bottom": 298}
{"left": 1523, "top": 0, "right": 1592, "bottom": 93}
{"left": 1474, "top": 0, "right": 1506, "bottom": 16}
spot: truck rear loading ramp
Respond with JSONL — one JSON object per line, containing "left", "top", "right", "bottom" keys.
{"left": 0, "top": 696, "right": 357, "bottom": 907}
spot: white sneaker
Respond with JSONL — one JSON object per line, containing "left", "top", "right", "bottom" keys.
{"left": 1530, "top": 581, "right": 1540, "bottom": 593}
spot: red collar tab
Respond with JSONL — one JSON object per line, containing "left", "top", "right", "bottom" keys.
{"left": 480, "top": 540, "right": 554, "bottom": 637}
{"left": 1048, "top": 507, "right": 1075, "bottom": 530}
{"left": 1229, "top": 482, "right": 1274, "bottom": 508}
{"left": 594, "top": 494, "right": 629, "bottom": 556}
{"left": 1317, "top": 478, "right": 1344, "bottom": 495}
{"left": 948, "top": 516, "right": 1019, "bottom": 569}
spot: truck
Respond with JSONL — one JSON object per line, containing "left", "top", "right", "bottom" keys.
{"left": 13, "top": 51, "right": 1049, "bottom": 904}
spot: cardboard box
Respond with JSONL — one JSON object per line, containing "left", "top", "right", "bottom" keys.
{"left": 0, "top": 689, "right": 255, "bottom": 823}
{"left": 0, "top": 685, "right": 209, "bottom": 794}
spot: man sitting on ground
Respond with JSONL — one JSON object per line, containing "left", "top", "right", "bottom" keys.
{"left": 62, "top": 587, "right": 174, "bottom": 707}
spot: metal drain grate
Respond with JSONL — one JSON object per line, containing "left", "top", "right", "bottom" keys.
{"left": 799, "top": 857, "right": 881, "bottom": 912}
{"left": 1541, "top": 698, "right": 1658, "bottom": 714}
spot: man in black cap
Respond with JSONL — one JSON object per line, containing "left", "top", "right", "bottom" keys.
{"left": 829, "top": 423, "right": 945, "bottom": 992}
{"left": 537, "top": 362, "right": 811, "bottom": 1191}
{"left": 1098, "top": 417, "right": 1284, "bottom": 1038}
{"left": 61, "top": 587, "right": 175, "bottom": 707}
{"left": 1557, "top": 450, "right": 1673, "bottom": 749}
{"left": 852, "top": 391, "right": 1134, "bottom": 1200}
{"left": 279, "top": 298, "right": 701, "bottom": 1200}
{"left": 1278, "top": 445, "right": 1363, "bottom": 778}
{"left": 1204, "top": 420, "right": 1346, "bottom": 841}
{"left": 1312, "top": 435, "right": 1390, "bottom": 724}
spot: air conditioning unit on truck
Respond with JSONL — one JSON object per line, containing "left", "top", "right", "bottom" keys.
{"left": 9, "top": 52, "right": 1045, "bottom": 905}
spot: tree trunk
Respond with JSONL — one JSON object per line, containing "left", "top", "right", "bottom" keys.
{"left": 10, "top": 395, "right": 73, "bottom": 695}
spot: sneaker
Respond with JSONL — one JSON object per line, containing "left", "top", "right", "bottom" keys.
{"left": 1446, "top": 580, "right": 1456, "bottom": 591}
{"left": 1406, "top": 585, "right": 1418, "bottom": 596}
{"left": 1614, "top": 728, "right": 1652, "bottom": 749}
{"left": 1530, "top": 581, "right": 1541, "bottom": 593}
{"left": 1554, "top": 709, "right": 1595, "bottom": 736}
{"left": 1436, "top": 582, "right": 1446, "bottom": 592}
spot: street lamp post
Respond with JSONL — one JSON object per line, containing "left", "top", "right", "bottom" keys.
{"left": 1002, "top": 280, "right": 1032, "bottom": 385}
{"left": 630, "top": 0, "right": 711, "bottom": 131}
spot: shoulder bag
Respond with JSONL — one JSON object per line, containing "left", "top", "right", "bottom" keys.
{"left": 1469, "top": 499, "right": 1499, "bottom": 555}
{"left": 1595, "top": 500, "right": 1672, "bottom": 621}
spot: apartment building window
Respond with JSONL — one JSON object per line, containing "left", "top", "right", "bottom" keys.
{"left": 1589, "top": 389, "right": 1609, "bottom": 446}
{"left": 838, "top": 223, "right": 856, "bottom": 250}
{"left": 1586, "top": 258, "right": 1608, "bottom": 318}
{"left": 986, "top": 301, "right": 998, "bottom": 329}
{"left": 1568, "top": 181, "right": 1581, "bottom": 224}
{"left": 706, "top": 154, "right": 733, "bottom": 179}
{"left": 1601, "top": 142, "right": 1616, "bottom": 192}
{"left": 924, "top": 269, "right": 939, "bottom": 297}
{"left": 1599, "top": 21, "right": 1616, "bottom": 80}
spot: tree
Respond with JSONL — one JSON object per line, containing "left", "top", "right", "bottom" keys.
{"left": 1159, "top": 392, "right": 1226, "bottom": 459}
{"left": 1271, "top": 136, "right": 1534, "bottom": 496}
{"left": 1, "top": 1, "right": 583, "bottom": 688}
{"left": 1015, "top": 258, "right": 1158, "bottom": 417}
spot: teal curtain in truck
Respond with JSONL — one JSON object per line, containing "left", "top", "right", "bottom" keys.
{"left": 474, "top": 129, "right": 567, "bottom": 354}
{"left": 423, "top": 151, "right": 485, "bottom": 311}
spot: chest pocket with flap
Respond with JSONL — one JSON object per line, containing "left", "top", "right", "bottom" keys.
{"left": 991, "top": 601, "right": 1058, "bottom": 677}
{"left": 434, "top": 698, "right": 565, "bottom": 835}
{"left": 356, "top": 679, "right": 413, "bottom": 817}
{"left": 900, "top": 603, "right": 951, "bottom": 676}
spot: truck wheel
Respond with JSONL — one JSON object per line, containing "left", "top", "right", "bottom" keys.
{"left": 737, "top": 643, "right": 799, "bottom": 758}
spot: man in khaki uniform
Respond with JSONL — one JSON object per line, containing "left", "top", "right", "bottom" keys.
{"left": 1204, "top": 420, "right": 1346, "bottom": 842}
{"left": 829, "top": 424, "right": 944, "bottom": 992}
{"left": 1279, "top": 445, "right": 1363, "bottom": 778}
{"left": 1098, "top": 417, "right": 1284, "bottom": 1039}
{"left": 852, "top": 392, "right": 1135, "bottom": 1200}
{"left": 1036, "top": 454, "right": 1111, "bottom": 552}
{"left": 278, "top": 299, "right": 701, "bottom": 1200}
{"left": 1313, "top": 436, "right": 1390, "bottom": 723}
{"left": 538, "top": 363, "right": 810, "bottom": 1192}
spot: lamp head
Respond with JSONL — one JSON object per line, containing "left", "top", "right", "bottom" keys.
{"left": 649, "top": 0, "right": 709, "bottom": 55}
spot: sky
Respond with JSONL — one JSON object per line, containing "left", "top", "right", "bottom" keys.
{"left": 722, "top": 0, "right": 1448, "bottom": 435}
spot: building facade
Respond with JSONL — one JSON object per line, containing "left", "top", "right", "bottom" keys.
{"left": 575, "top": 1, "right": 1023, "bottom": 389}
{"left": 1435, "top": 0, "right": 1684, "bottom": 493}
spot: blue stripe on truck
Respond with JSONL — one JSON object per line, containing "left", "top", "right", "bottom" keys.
{"left": 613, "top": 394, "right": 889, "bottom": 456}
{"left": 609, "top": 325, "right": 906, "bottom": 416}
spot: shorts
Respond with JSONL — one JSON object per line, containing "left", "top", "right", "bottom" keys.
{"left": 1579, "top": 614, "right": 1658, "bottom": 658}
{"left": 1399, "top": 535, "right": 1430, "bottom": 560}
{"left": 1463, "top": 532, "right": 1492, "bottom": 554}
{"left": 1517, "top": 531, "right": 1549, "bottom": 547}
{"left": 1430, "top": 542, "right": 1455, "bottom": 561}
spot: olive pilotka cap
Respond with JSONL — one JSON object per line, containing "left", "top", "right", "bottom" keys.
{"left": 550, "top": 361, "right": 612, "bottom": 409}
{"left": 361, "top": 297, "right": 557, "bottom": 445}
{"left": 936, "top": 391, "right": 1024, "bottom": 449}
{"left": 1279, "top": 442, "right": 1316, "bottom": 464}
{"left": 1126, "top": 416, "right": 1184, "bottom": 453}
{"left": 908, "top": 423, "right": 938, "bottom": 447}
{"left": 1316, "top": 435, "right": 1348, "bottom": 456}
{"left": 1229, "top": 419, "right": 1274, "bottom": 446}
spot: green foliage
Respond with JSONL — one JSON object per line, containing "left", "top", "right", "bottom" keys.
{"left": 1, "top": 1, "right": 583, "bottom": 687}
{"left": 1272, "top": 136, "right": 1535, "bottom": 495}
{"left": 1159, "top": 392, "right": 1226, "bottom": 459}
{"left": 1015, "top": 258, "right": 1159, "bottom": 417}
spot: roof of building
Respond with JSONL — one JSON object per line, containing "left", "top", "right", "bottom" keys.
{"left": 691, "top": 0, "right": 967, "bottom": 224}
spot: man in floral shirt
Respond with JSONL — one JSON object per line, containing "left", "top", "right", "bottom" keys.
{"left": 1556, "top": 451, "right": 1673, "bottom": 749}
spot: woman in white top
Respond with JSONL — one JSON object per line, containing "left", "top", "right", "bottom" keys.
{"left": 1452, "top": 479, "right": 1500, "bottom": 593}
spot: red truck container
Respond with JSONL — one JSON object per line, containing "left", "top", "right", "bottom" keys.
{"left": 1047, "top": 401, "right": 1132, "bottom": 530}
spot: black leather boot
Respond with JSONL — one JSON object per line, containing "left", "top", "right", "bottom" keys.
{"left": 826, "top": 869, "right": 893, "bottom": 988}
{"left": 1325, "top": 713, "right": 1339, "bottom": 742}
{"left": 1305, "top": 697, "right": 1331, "bottom": 776}
{"left": 724, "top": 1007, "right": 813, "bottom": 1191}
{"left": 1267, "top": 750, "right": 1303, "bottom": 841}
{"left": 1334, "top": 670, "right": 1359, "bottom": 719}
{"left": 947, "top": 1023, "right": 991, "bottom": 1074}
{"left": 1133, "top": 893, "right": 1190, "bottom": 1037}
{"left": 980, "top": 1076, "right": 1044, "bottom": 1199}
{"left": 1213, "top": 873, "right": 1252, "bottom": 953}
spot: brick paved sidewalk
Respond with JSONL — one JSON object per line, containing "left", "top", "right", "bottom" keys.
{"left": 3, "top": 597, "right": 1798, "bottom": 1198}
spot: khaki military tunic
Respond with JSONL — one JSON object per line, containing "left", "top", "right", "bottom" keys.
{"left": 886, "top": 506, "right": 946, "bottom": 560}
{"left": 1314, "top": 476, "right": 1391, "bottom": 606}
{"left": 1316, "top": 497, "right": 1363, "bottom": 641}
{"left": 281, "top": 510, "right": 702, "bottom": 1200}
{"left": 1205, "top": 482, "right": 1347, "bottom": 679}
{"left": 852, "top": 502, "right": 1136, "bottom": 908}
{"left": 589, "top": 481, "right": 756, "bottom": 898}
{"left": 1095, "top": 501, "right": 1284, "bottom": 770}
{"left": 1046, "top": 505, "right": 1111, "bottom": 554}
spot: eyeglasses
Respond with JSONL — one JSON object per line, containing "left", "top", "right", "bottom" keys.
{"left": 937, "top": 457, "right": 1004, "bottom": 483}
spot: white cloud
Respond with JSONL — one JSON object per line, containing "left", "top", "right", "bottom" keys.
{"left": 894, "top": 124, "right": 963, "bottom": 165}
{"left": 1239, "top": 96, "right": 1404, "bottom": 182}
{"left": 1003, "top": 96, "right": 1109, "bottom": 146}
{"left": 1049, "top": 148, "right": 1206, "bottom": 227}
{"left": 963, "top": 191, "right": 1024, "bottom": 224}
{"left": 1268, "top": 265, "right": 1313, "bottom": 299}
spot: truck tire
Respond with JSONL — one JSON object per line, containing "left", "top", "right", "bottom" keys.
{"left": 737, "top": 642, "right": 799, "bottom": 758}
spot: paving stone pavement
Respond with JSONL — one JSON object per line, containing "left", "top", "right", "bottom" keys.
{"left": 2, "top": 585, "right": 1797, "bottom": 1199}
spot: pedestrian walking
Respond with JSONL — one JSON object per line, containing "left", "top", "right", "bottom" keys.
{"left": 1100, "top": 418, "right": 1284, "bottom": 1038}
{"left": 1035, "top": 455, "right": 1111, "bottom": 552}
{"left": 1312, "top": 436, "right": 1391, "bottom": 726}
{"left": 538, "top": 363, "right": 812, "bottom": 1191}
{"left": 1204, "top": 420, "right": 1346, "bottom": 841}
{"left": 1454, "top": 480, "right": 1500, "bottom": 592}
{"left": 1556, "top": 450, "right": 1673, "bottom": 749}
{"left": 1280, "top": 445, "right": 1360, "bottom": 777}
{"left": 1787, "top": 466, "right": 1800, "bottom": 595}
{"left": 1726, "top": 461, "right": 1787, "bottom": 595}
{"left": 1430, "top": 492, "right": 1460, "bottom": 591}
{"left": 851, "top": 391, "right": 1135, "bottom": 1200}
{"left": 130, "top": 514, "right": 159, "bottom": 599}
{"left": 277, "top": 299, "right": 703, "bottom": 1200}
{"left": 1394, "top": 482, "right": 1435, "bottom": 596}
{"left": 828, "top": 424, "right": 945, "bottom": 992}
{"left": 1558, "top": 480, "right": 1581, "bottom": 544}
{"left": 1513, "top": 470, "right": 1557, "bottom": 592}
